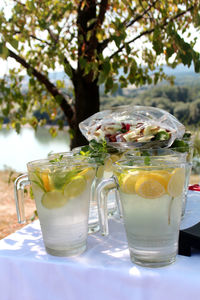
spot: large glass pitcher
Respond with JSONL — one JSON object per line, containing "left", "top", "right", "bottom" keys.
{"left": 14, "top": 156, "right": 96, "bottom": 257}
{"left": 97, "top": 155, "right": 186, "bottom": 267}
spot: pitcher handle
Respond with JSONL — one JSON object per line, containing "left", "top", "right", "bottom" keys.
{"left": 97, "top": 177, "right": 117, "bottom": 236}
{"left": 14, "top": 174, "right": 30, "bottom": 224}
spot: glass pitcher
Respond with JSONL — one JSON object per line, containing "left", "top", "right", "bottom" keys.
{"left": 125, "top": 146, "right": 191, "bottom": 217}
{"left": 97, "top": 155, "right": 186, "bottom": 267}
{"left": 14, "top": 156, "right": 96, "bottom": 257}
{"left": 169, "top": 142, "right": 194, "bottom": 216}
{"left": 72, "top": 147, "right": 119, "bottom": 233}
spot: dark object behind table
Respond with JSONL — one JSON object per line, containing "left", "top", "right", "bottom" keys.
{"left": 178, "top": 222, "right": 200, "bottom": 256}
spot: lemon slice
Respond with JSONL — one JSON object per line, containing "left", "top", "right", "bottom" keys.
{"left": 135, "top": 173, "right": 167, "bottom": 199}
{"left": 110, "top": 154, "right": 121, "bottom": 163}
{"left": 41, "top": 190, "right": 67, "bottom": 209}
{"left": 104, "top": 158, "right": 113, "bottom": 172}
{"left": 120, "top": 171, "right": 143, "bottom": 194}
{"left": 79, "top": 167, "right": 95, "bottom": 180}
{"left": 96, "top": 165, "right": 104, "bottom": 178}
{"left": 167, "top": 168, "right": 185, "bottom": 197}
{"left": 63, "top": 175, "right": 86, "bottom": 198}
{"left": 41, "top": 172, "right": 52, "bottom": 192}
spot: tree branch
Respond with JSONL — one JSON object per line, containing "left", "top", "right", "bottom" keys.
{"left": 47, "top": 28, "right": 59, "bottom": 44}
{"left": 109, "top": 5, "right": 195, "bottom": 60}
{"left": 97, "top": 0, "right": 108, "bottom": 25}
{"left": 97, "top": 38, "right": 110, "bottom": 53}
{"left": 12, "top": 0, "right": 26, "bottom": 7}
{"left": 8, "top": 48, "right": 75, "bottom": 125}
{"left": 13, "top": 31, "right": 52, "bottom": 46}
{"left": 96, "top": 0, "right": 158, "bottom": 54}
{"left": 87, "top": 0, "right": 108, "bottom": 55}
{"left": 125, "top": 0, "right": 158, "bottom": 28}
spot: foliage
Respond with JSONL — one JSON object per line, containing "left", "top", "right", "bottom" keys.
{"left": 0, "top": 1, "right": 199, "bottom": 146}
{"left": 100, "top": 78, "right": 200, "bottom": 126}
{"left": 76, "top": 139, "right": 109, "bottom": 165}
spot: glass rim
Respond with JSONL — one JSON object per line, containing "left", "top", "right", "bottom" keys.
{"left": 113, "top": 156, "right": 186, "bottom": 170}
{"left": 48, "top": 151, "right": 73, "bottom": 158}
{"left": 72, "top": 146, "right": 110, "bottom": 156}
{"left": 125, "top": 148, "right": 183, "bottom": 155}
{"left": 27, "top": 156, "right": 95, "bottom": 171}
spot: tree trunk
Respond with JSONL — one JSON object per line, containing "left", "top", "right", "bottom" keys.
{"left": 69, "top": 74, "right": 100, "bottom": 149}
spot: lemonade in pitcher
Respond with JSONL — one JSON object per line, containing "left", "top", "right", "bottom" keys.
{"left": 15, "top": 157, "right": 96, "bottom": 256}
{"left": 114, "top": 162, "right": 185, "bottom": 266}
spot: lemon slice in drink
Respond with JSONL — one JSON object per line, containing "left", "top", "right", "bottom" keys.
{"left": 41, "top": 172, "right": 52, "bottom": 192}
{"left": 104, "top": 158, "right": 113, "bottom": 172}
{"left": 110, "top": 154, "right": 121, "bottom": 162}
{"left": 63, "top": 175, "right": 86, "bottom": 199}
{"left": 79, "top": 167, "right": 95, "bottom": 180}
{"left": 41, "top": 190, "right": 67, "bottom": 209}
{"left": 96, "top": 165, "right": 104, "bottom": 179}
{"left": 135, "top": 173, "right": 167, "bottom": 199}
{"left": 120, "top": 171, "right": 143, "bottom": 194}
{"left": 167, "top": 168, "right": 185, "bottom": 197}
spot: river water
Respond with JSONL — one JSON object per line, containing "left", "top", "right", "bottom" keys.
{"left": 0, "top": 127, "right": 70, "bottom": 172}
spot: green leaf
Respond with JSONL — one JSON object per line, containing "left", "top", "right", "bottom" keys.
{"left": 125, "top": 43, "right": 131, "bottom": 55}
{"left": 144, "top": 156, "right": 151, "bottom": 166}
{"left": 9, "top": 38, "right": 18, "bottom": 50}
{"left": 0, "top": 43, "right": 9, "bottom": 59}
{"left": 97, "top": 71, "right": 107, "bottom": 85}
{"left": 64, "top": 63, "right": 73, "bottom": 78}
{"left": 102, "top": 60, "right": 111, "bottom": 76}
{"left": 113, "top": 35, "right": 122, "bottom": 48}
{"left": 26, "top": 0, "right": 35, "bottom": 10}
{"left": 77, "top": 139, "right": 109, "bottom": 165}
{"left": 49, "top": 127, "right": 57, "bottom": 137}
{"left": 105, "top": 76, "right": 113, "bottom": 92}
{"left": 27, "top": 68, "right": 33, "bottom": 76}
{"left": 154, "top": 72, "right": 159, "bottom": 85}
{"left": 79, "top": 57, "right": 87, "bottom": 69}
{"left": 15, "top": 122, "right": 21, "bottom": 134}
{"left": 51, "top": 169, "right": 80, "bottom": 189}
{"left": 55, "top": 95, "right": 63, "bottom": 104}
{"left": 57, "top": 119, "right": 64, "bottom": 130}
{"left": 87, "top": 18, "right": 97, "bottom": 27}
{"left": 56, "top": 80, "right": 64, "bottom": 88}
{"left": 153, "top": 26, "right": 163, "bottom": 54}
{"left": 155, "top": 131, "right": 170, "bottom": 141}
{"left": 170, "top": 139, "right": 189, "bottom": 153}
{"left": 29, "top": 78, "right": 35, "bottom": 86}
{"left": 111, "top": 83, "right": 119, "bottom": 94}
{"left": 194, "top": 60, "right": 200, "bottom": 73}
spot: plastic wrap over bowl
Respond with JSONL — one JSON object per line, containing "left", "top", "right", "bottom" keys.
{"left": 79, "top": 105, "right": 185, "bottom": 149}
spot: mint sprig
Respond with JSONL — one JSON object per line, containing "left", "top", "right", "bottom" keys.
{"left": 49, "top": 154, "right": 64, "bottom": 163}
{"left": 154, "top": 131, "right": 170, "bottom": 141}
{"left": 169, "top": 139, "right": 189, "bottom": 153}
{"left": 76, "top": 139, "right": 109, "bottom": 165}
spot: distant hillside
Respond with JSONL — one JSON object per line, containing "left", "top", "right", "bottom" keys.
{"left": 100, "top": 65, "right": 200, "bottom": 128}
{"left": 18, "top": 63, "right": 200, "bottom": 92}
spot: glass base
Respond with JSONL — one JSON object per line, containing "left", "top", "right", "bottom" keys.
{"left": 130, "top": 251, "right": 176, "bottom": 268}
{"left": 45, "top": 244, "right": 87, "bottom": 257}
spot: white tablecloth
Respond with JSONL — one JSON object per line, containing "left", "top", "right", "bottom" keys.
{"left": 0, "top": 191, "right": 200, "bottom": 300}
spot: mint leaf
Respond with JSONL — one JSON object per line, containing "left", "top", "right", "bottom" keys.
{"left": 144, "top": 156, "right": 151, "bottom": 166}
{"left": 154, "top": 131, "right": 170, "bottom": 141}
{"left": 170, "top": 139, "right": 189, "bottom": 153}
{"left": 51, "top": 169, "right": 80, "bottom": 189}
{"left": 49, "top": 154, "right": 64, "bottom": 163}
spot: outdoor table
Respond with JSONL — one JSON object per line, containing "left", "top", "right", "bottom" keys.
{"left": 0, "top": 191, "right": 200, "bottom": 300}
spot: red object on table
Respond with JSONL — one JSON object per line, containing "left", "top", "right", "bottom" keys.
{"left": 188, "top": 184, "right": 200, "bottom": 191}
